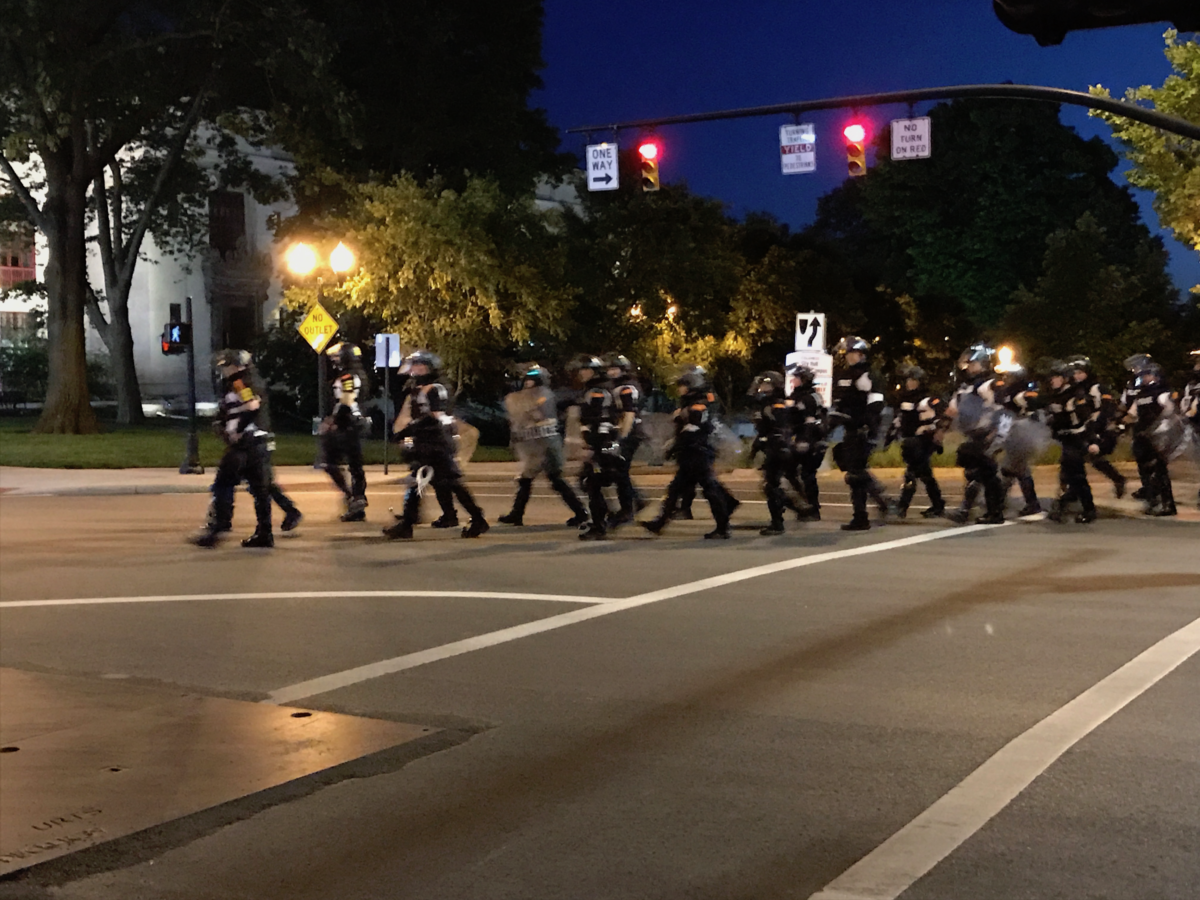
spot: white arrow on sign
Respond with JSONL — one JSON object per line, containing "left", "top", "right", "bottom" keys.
{"left": 586, "top": 142, "right": 619, "bottom": 192}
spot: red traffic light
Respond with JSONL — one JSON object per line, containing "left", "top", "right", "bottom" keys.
{"left": 637, "top": 141, "right": 659, "bottom": 161}
{"left": 843, "top": 123, "right": 867, "bottom": 143}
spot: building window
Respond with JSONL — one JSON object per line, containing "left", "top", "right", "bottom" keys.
{"left": 0, "top": 234, "right": 36, "bottom": 291}
{"left": 208, "top": 191, "right": 246, "bottom": 259}
{"left": 0, "top": 310, "right": 30, "bottom": 332}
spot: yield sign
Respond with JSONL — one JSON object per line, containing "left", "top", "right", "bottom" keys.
{"left": 297, "top": 302, "right": 339, "bottom": 353}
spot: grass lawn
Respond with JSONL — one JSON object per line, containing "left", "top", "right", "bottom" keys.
{"left": 0, "top": 415, "right": 514, "bottom": 468}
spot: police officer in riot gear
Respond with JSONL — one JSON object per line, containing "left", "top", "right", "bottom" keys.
{"left": 829, "top": 336, "right": 891, "bottom": 531}
{"left": 885, "top": 364, "right": 945, "bottom": 518}
{"left": 1042, "top": 360, "right": 1098, "bottom": 523}
{"left": 1118, "top": 355, "right": 1178, "bottom": 516}
{"left": 1066, "top": 354, "right": 1127, "bottom": 498}
{"left": 942, "top": 343, "right": 1006, "bottom": 525}
{"left": 642, "top": 368, "right": 733, "bottom": 539}
{"left": 1183, "top": 349, "right": 1200, "bottom": 508}
{"left": 190, "top": 349, "right": 274, "bottom": 548}
{"left": 787, "top": 364, "right": 826, "bottom": 520}
{"left": 571, "top": 355, "right": 623, "bottom": 540}
{"left": 498, "top": 364, "right": 588, "bottom": 527}
{"left": 320, "top": 342, "right": 369, "bottom": 521}
{"left": 606, "top": 354, "right": 648, "bottom": 525}
{"left": 992, "top": 362, "right": 1043, "bottom": 517}
{"left": 383, "top": 351, "right": 489, "bottom": 539}
{"left": 748, "top": 370, "right": 796, "bottom": 535}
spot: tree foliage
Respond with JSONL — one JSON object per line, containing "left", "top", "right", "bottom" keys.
{"left": 810, "top": 98, "right": 1154, "bottom": 327}
{"left": 1003, "top": 213, "right": 1183, "bottom": 385}
{"left": 1091, "top": 30, "right": 1200, "bottom": 290}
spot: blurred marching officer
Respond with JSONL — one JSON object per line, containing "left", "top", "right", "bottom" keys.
{"left": 829, "top": 336, "right": 891, "bottom": 531}
{"left": 190, "top": 350, "right": 274, "bottom": 548}
{"left": 319, "top": 342, "right": 369, "bottom": 522}
{"left": 885, "top": 364, "right": 945, "bottom": 519}
{"left": 498, "top": 364, "right": 588, "bottom": 528}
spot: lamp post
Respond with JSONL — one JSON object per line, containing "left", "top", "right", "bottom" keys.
{"left": 285, "top": 241, "right": 356, "bottom": 466}
{"left": 285, "top": 240, "right": 356, "bottom": 420}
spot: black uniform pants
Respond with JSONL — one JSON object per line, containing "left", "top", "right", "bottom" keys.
{"left": 791, "top": 446, "right": 824, "bottom": 512}
{"left": 660, "top": 452, "right": 730, "bottom": 529}
{"left": 1057, "top": 434, "right": 1095, "bottom": 512}
{"left": 1132, "top": 432, "right": 1172, "bottom": 505}
{"left": 323, "top": 427, "right": 366, "bottom": 500}
{"left": 955, "top": 436, "right": 1003, "bottom": 515}
{"left": 615, "top": 433, "right": 645, "bottom": 514}
{"left": 212, "top": 439, "right": 271, "bottom": 533}
{"left": 579, "top": 455, "right": 621, "bottom": 529}
{"left": 833, "top": 432, "right": 886, "bottom": 520}
{"left": 899, "top": 436, "right": 943, "bottom": 511}
{"left": 761, "top": 450, "right": 792, "bottom": 525}
{"left": 401, "top": 454, "right": 482, "bottom": 525}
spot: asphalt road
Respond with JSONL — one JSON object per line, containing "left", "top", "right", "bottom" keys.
{"left": 1, "top": 482, "right": 1198, "bottom": 900}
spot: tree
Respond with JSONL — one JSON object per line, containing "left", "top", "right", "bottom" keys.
{"left": 0, "top": 0, "right": 336, "bottom": 432}
{"left": 1091, "top": 30, "right": 1200, "bottom": 292}
{"left": 809, "top": 98, "right": 1154, "bottom": 328}
{"left": 1002, "top": 213, "right": 1182, "bottom": 385}
{"left": 295, "top": 173, "right": 573, "bottom": 393}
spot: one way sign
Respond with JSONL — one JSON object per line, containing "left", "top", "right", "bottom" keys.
{"left": 586, "top": 142, "right": 619, "bottom": 192}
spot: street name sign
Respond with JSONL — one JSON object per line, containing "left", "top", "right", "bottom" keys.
{"left": 586, "top": 142, "right": 619, "bottom": 191}
{"left": 780, "top": 123, "right": 816, "bottom": 174}
{"left": 374, "top": 333, "right": 402, "bottom": 368}
{"left": 891, "top": 116, "right": 931, "bottom": 160}
{"left": 297, "top": 302, "right": 338, "bottom": 353}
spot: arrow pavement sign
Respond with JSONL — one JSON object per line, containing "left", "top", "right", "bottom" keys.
{"left": 780, "top": 123, "right": 816, "bottom": 174}
{"left": 586, "top": 142, "right": 619, "bottom": 191}
{"left": 297, "top": 302, "right": 339, "bottom": 354}
{"left": 891, "top": 116, "right": 931, "bottom": 160}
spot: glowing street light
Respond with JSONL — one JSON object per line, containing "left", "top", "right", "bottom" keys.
{"left": 285, "top": 242, "right": 318, "bottom": 277}
{"left": 329, "top": 241, "right": 356, "bottom": 275}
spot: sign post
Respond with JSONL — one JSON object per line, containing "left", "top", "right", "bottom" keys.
{"left": 586, "top": 142, "right": 620, "bottom": 191}
{"left": 790, "top": 312, "right": 833, "bottom": 408}
{"left": 890, "top": 116, "right": 931, "bottom": 160}
{"left": 179, "top": 296, "right": 203, "bottom": 475}
{"left": 297, "top": 296, "right": 339, "bottom": 467}
{"left": 374, "top": 333, "right": 401, "bottom": 474}
{"left": 779, "top": 123, "right": 816, "bottom": 174}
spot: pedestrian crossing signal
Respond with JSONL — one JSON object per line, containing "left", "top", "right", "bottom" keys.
{"left": 844, "top": 123, "right": 867, "bottom": 177}
{"left": 638, "top": 141, "right": 661, "bottom": 192}
{"left": 161, "top": 322, "right": 191, "bottom": 355}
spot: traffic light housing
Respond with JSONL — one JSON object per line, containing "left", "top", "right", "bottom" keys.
{"left": 993, "top": 1, "right": 1200, "bottom": 46}
{"left": 844, "top": 123, "right": 867, "bottom": 177}
{"left": 638, "top": 141, "right": 660, "bottom": 192}
{"left": 161, "top": 321, "right": 192, "bottom": 355}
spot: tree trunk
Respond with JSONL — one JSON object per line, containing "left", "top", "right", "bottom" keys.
{"left": 108, "top": 297, "right": 145, "bottom": 425}
{"left": 35, "top": 176, "right": 99, "bottom": 435}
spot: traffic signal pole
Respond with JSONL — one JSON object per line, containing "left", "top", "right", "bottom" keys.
{"left": 179, "top": 296, "right": 203, "bottom": 475}
{"left": 567, "top": 83, "right": 1200, "bottom": 142}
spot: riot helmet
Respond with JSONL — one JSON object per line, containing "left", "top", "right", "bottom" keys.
{"left": 605, "top": 354, "right": 634, "bottom": 379}
{"left": 957, "top": 343, "right": 995, "bottom": 377}
{"left": 403, "top": 349, "right": 441, "bottom": 383}
{"left": 787, "top": 364, "right": 816, "bottom": 390}
{"left": 1124, "top": 353, "right": 1154, "bottom": 375}
{"left": 568, "top": 354, "right": 605, "bottom": 385}
{"left": 1135, "top": 362, "right": 1165, "bottom": 387}
{"left": 897, "top": 363, "right": 926, "bottom": 385}
{"left": 213, "top": 348, "right": 251, "bottom": 373}
{"left": 834, "top": 336, "right": 870, "bottom": 365}
{"left": 675, "top": 367, "right": 707, "bottom": 395}
{"left": 522, "top": 364, "right": 549, "bottom": 388}
{"left": 1190, "top": 348, "right": 1200, "bottom": 370}
{"left": 748, "top": 371, "right": 785, "bottom": 399}
{"left": 1065, "top": 354, "right": 1092, "bottom": 378}
{"left": 326, "top": 341, "right": 362, "bottom": 372}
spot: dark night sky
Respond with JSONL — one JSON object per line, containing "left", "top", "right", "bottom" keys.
{"left": 534, "top": 1, "right": 1200, "bottom": 291}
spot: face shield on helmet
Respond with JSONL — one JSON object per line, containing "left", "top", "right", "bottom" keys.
{"left": 957, "top": 343, "right": 995, "bottom": 376}
{"left": 213, "top": 348, "right": 251, "bottom": 372}
{"left": 568, "top": 354, "right": 604, "bottom": 385}
{"left": 787, "top": 365, "right": 816, "bottom": 391}
{"left": 401, "top": 349, "right": 441, "bottom": 382}
{"left": 897, "top": 363, "right": 925, "bottom": 385}
{"left": 522, "top": 364, "right": 549, "bottom": 388}
{"left": 326, "top": 341, "right": 362, "bottom": 371}
{"left": 833, "top": 336, "right": 870, "bottom": 365}
{"left": 605, "top": 354, "right": 634, "bottom": 379}
{"left": 675, "top": 366, "right": 707, "bottom": 394}
{"left": 748, "top": 371, "right": 785, "bottom": 399}
{"left": 1124, "top": 353, "right": 1154, "bottom": 375}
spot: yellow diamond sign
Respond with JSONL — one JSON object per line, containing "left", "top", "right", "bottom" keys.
{"left": 297, "top": 302, "right": 339, "bottom": 353}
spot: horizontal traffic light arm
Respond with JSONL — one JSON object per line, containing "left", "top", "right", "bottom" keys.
{"left": 567, "top": 83, "right": 1200, "bottom": 142}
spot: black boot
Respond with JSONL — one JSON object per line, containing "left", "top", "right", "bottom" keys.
{"left": 641, "top": 518, "right": 666, "bottom": 535}
{"left": 461, "top": 516, "right": 490, "bottom": 538}
{"left": 704, "top": 526, "right": 731, "bottom": 539}
{"left": 430, "top": 512, "right": 460, "bottom": 528}
{"left": 579, "top": 524, "right": 607, "bottom": 541}
{"left": 189, "top": 528, "right": 222, "bottom": 548}
{"left": 896, "top": 482, "right": 916, "bottom": 519}
{"left": 500, "top": 478, "right": 533, "bottom": 525}
{"left": 241, "top": 529, "right": 274, "bottom": 548}
{"left": 759, "top": 521, "right": 785, "bottom": 536}
{"left": 947, "top": 482, "right": 981, "bottom": 524}
{"left": 281, "top": 508, "right": 303, "bottom": 532}
{"left": 841, "top": 515, "right": 870, "bottom": 532}
{"left": 383, "top": 519, "right": 414, "bottom": 540}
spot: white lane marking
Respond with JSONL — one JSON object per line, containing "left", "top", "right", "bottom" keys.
{"left": 0, "top": 591, "right": 616, "bottom": 610}
{"left": 264, "top": 524, "right": 1004, "bottom": 704}
{"left": 809, "top": 613, "right": 1200, "bottom": 900}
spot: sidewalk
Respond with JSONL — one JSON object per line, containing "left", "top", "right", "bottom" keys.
{"left": 2, "top": 462, "right": 1196, "bottom": 521}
